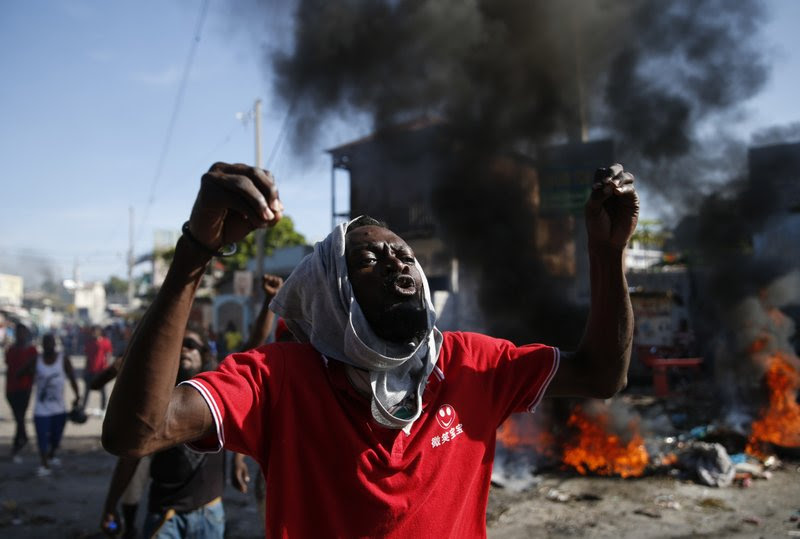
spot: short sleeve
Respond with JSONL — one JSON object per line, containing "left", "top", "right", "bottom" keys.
{"left": 180, "top": 346, "right": 285, "bottom": 457}
{"left": 452, "top": 332, "right": 560, "bottom": 421}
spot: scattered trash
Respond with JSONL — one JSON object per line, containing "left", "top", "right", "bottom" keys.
{"left": 729, "top": 453, "right": 748, "bottom": 464}
{"left": 734, "top": 461, "right": 766, "bottom": 477}
{"left": 686, "top": 425, "right": 714, "bottom": 440}
{"left": 735, "top": 475, "right": 752, "bottom": 488}
{"left": 634, "top": 508, "right": 662, "bottom": 519}
{"left": 684, "top": 425, "right": 712, "bottom": 441}
{"left": 678, "top": 442, "right": 736, "bottom": 487}
{"left": 654, "top": 494, "right": 682, "bottom": 511}
{"left": 731, "top": 458, "right": 776, "bottom": 488}
{"left": 545, "top": 488, "right": 571, "bottom": 503}
{"left": 787, "top": 531, "right": 800, "bottom": 537}
{"left": 742, "top": 515, "right": 761, "bottom": 525}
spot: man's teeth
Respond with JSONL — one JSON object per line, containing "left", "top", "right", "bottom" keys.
{"left": 395, "top": 276, "right": 414, "bottom": 288}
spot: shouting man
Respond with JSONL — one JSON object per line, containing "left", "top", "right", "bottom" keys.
{"left": 103, "top": 161, "right": 638, "bottom": 537}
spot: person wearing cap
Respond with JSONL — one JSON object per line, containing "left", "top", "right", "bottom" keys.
{"left": 103, "top": 161, "right": 638, "bottom": 537}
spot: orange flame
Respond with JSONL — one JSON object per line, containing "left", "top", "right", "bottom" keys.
{"left": 746, "top": 353, "right": 800, "bottom": 454}
{"left": 496, "top": 416, "right": 556, "bottom": 458}
{"left": 562, "top": 406, "right": 649, "bottom": 478}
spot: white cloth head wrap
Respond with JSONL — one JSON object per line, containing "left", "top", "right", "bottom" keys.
{"left": 270, "top": 218, "right": 441, "bottom": 429}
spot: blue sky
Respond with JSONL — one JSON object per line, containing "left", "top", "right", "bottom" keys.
{"left": 1, "top": 0, "right": 798, "bottom": 287}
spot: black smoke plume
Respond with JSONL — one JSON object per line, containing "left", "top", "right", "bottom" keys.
{"left": 248, "top": 0, "right": 771, "bottom": 345}
{"left": 670, "top": 136, "right": 800, "bottom": 381}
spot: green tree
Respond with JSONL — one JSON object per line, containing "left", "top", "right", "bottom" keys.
{"left": 105, "top": 275, "right": 129, "bottom": 296}
{"left": 155, "top": 216, "right": 308, "bottom": 281}
{"left": 219, "top": 215, "right": 308, "bottom": 274}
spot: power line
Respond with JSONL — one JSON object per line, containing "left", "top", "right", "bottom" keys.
{"left": 266, "top": 102, "right": 294, "bottom": 170}
{"left": 136, "top": 0, "right": 210, "bottom": 244}
{"left": 195, "top": 119, "right": 245, "bottom": 168}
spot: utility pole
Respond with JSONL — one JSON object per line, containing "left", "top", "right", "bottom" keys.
{"left": 127, "top": 206, "right": 135, "bottom": 305}
{"left": 254, "top": 99, "right": 265, "bottom": 294}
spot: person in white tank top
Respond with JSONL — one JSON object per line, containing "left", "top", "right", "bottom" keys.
{"left": 20, "top": 333, "right": 79, "bottom": 476}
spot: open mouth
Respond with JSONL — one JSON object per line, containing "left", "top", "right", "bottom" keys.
{"left": 388, "top": 274, "right": 417, "bottom": 297}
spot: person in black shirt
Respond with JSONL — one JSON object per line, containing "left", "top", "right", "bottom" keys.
{"left": 100, "top": 325, "right": 246, "bottom": 538}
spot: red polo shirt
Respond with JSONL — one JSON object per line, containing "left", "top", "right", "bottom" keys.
{"left": 84, "top": 336, "right": 112, "bottom": 374}
{"left": 185, "top": 331, "right": 559, "bottom": 538}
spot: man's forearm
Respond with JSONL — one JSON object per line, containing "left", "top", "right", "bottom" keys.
{"left": 102, "top": 237, "right": 210, "bottom": 454}
{"left": 102, "top": 457, "right": 141, "bottom": 516}
{"left": 577, "top": 243, "right": 633, "bottom": 397}
{"left": 243, "top": 300, "right": 275, "bottom": 351}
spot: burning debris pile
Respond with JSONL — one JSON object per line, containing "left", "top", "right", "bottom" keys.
{"left": 494, "top": 274, "right": 800, "bottom": 490}
{"left": 739, "top": 271, "right": 800, "bottom": 456}
{"left": 493, "top": 392, "right": 789, "bottom": 492}
{"left": 747, "top": 355, "right": 800, "bottom": 453}
{"left": 562, "top": 402, "right": 649, "bottom": 479}
{"left": 493, "top": 399, "right": 653, "bottom": 488}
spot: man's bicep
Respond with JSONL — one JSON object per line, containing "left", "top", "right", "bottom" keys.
{"left": 162, "top": 384, "right": 216, "bottom": 447}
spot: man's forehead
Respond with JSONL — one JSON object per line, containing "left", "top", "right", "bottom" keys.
{"left": 345, "top": 225, "right": 409, "bottom": 250}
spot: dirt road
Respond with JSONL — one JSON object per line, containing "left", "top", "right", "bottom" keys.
{"left": 1, "top": 355, "right": 798, "bottom": 538}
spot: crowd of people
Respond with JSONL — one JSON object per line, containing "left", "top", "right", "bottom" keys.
{"left": 2, "top": 272, "right": 286, "bottom": 537}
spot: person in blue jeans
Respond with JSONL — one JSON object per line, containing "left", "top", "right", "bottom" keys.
{"left": 141, "top": 446, "right": 227, "bottom": 538}
{"left": 19, "top": 333, "right": 80, "bottom": 476}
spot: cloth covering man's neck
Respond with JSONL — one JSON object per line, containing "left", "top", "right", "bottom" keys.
{"left": 270, "top": 217, "right": 442, "bottom": 430}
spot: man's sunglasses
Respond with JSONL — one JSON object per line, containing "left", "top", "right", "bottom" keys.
{"left": 182, "top": 337, "right": 204, "bottom": 351}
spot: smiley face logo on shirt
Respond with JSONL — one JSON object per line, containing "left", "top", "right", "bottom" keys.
{"left": 436, "top": 404, "right": 456, "bottom": 429}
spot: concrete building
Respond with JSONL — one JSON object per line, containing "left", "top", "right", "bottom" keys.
{"left": 70, "top": 281, "right": 107, "bottom": 325}
{"left": 0, "top": 273, "right": 23, "bottom": 307}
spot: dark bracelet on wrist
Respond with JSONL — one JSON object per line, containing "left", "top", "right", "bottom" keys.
{"left": 181, "top": 221, "right": 238, "bottom": 257}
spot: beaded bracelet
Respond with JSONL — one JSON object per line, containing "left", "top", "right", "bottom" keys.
{"left": 181, "top": 221, "right": 238, "bottom": 257}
